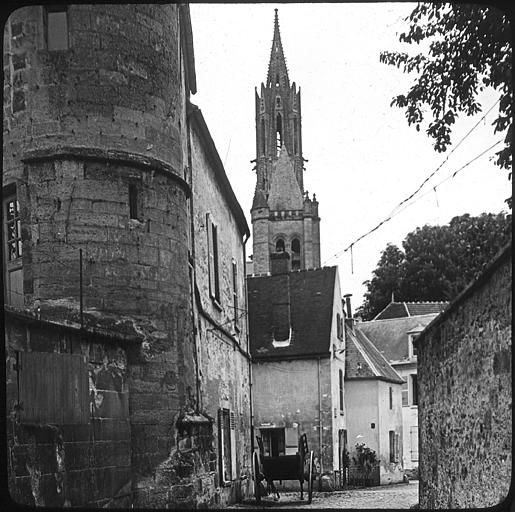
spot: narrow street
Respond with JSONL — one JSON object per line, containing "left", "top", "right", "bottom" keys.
{"left": 230, "top": 481, "right": 419, "bottom": 509}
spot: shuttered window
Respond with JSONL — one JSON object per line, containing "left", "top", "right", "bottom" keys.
{"left": 218, "top": 408, "right": 236, "bottom": 483}
{"left": 206, "top": 213, "right": 220, "bottom": 303}
{"left": 18, "top": 351, "right": 89, "bottom": 424}
{"left": 401, "top": 379, "right": 408, "bottom": 406}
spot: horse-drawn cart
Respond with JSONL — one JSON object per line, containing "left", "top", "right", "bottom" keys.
{"left": 252, "top": 433, "right": 314, "bottom": 504}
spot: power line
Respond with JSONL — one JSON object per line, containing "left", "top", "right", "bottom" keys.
{"left": 323, "top": 138, "right": 504, "bottom": 265}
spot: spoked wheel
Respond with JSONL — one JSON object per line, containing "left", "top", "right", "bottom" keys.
{"left": 253, "top": 451, "right": 261, "bottom": 504}
{"left": 307, "top": 451, "right": 314, "bottom": 504}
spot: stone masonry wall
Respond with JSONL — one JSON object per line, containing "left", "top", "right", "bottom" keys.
{"left": 417, "top": 244, "right": 511, "bottom": 508}
{"left": 6, "top": 317, "right": 132, "bottom": 507}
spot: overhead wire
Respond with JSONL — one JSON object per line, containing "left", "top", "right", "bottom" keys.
{"left": 323, "top": 137, "right": 504, "bottom": 266}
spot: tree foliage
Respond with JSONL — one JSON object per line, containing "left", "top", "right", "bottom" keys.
{"left": 358, "top": 212, "right": 512, "bottom": 320}
{"left": 380, "top": 4, "right": 512, "bottom": 179}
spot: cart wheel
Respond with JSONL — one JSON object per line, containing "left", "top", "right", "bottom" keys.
{"left": 307, "top": 451, "right": 314, "bottom": 504}
{"left": 253, "top": 451, "right": 261, "bottom": 504}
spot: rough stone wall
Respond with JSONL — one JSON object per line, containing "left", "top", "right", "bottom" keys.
{"left": 189, "top": 120, "right": 252, "bottom": 506}
{"left": 3, "top": 5, "right": 202, "bottom": 508}
{"left": 4, "top": 4, "right": 184, "bottom": 184}
{"left": 6, "top": 317, "right": 132, "bottom": 507}
{"left": 418, "top": 245, "right": 511, "bottom": 508}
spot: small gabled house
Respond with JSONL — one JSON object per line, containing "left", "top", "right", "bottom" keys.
{"left": 247, "top": 254, "right": 347, "bottom": 486}
{"left": 359, "top": 300, "right": 448, "bottom": 474}
{"left": 344, "top": 318, "right": 405, "bottom": 485}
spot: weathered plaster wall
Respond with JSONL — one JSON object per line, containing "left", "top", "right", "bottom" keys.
{"left": 418, "top": 244, "right": 511, "bottom": 508}
{"left": 376, "top": 380, "right": 404, "bottom": 484}
{"left": 252, "top": 357, "right": 334, "bottom": 473}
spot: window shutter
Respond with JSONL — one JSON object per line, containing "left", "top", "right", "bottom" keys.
{"left": 410, "top": 426, "right": 419, "bottom": 461}
{"left": 230, "top": 411, "right": 237, "bottom": 480}
{"left": 206, "top": 214, "right": 215, "bottom": 297}
{"left": 395, "top": 433, "right": 400, "bottom": 463}
{"left": 401, "top": 380, "right": 408, "bottom": 406}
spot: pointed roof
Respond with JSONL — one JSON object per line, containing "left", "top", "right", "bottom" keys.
{"left": 267, "top": 146, "right": 303, "bottom": 211}
{"left": 252, "top": 187, "right": 269, "bottom": 210}
{"left": 344, "top": 324, "right": 404, "bottom": 384}
{"left": 266, "top": 9, "right": 290, "bottom": 88}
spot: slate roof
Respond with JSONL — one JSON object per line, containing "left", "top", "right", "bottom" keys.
{"left": 345, "top": 324, "right": 403, "bottom": 384}
{"left": 374, "top": 301, "right": 448, "bottom": 320}
{"left": 247, "top": 267, "right": 337, "bottom": 359}
{"left": 358, "top": 314, "right": 440, "bottom": 362}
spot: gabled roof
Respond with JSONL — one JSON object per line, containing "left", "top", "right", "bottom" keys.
{"left": 267, "top": 146, "right": 303, "bottom": 211}
{"left": 345, "top": 324, "right": 404, "bottom": 384}
{"left": 358, "top": 314, "right": 440, "bottom": 362}
{"left": 248, "top": 267, "right": 337, "bottom": 359}
{"left": 374, "top": 301, "right": 448, "bottom": 320}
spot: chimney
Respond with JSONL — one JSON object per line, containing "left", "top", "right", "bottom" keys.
{"left": 344, "top": 293, "right": 354, "bottom": 329}
{"left": 270, "top": 251, "right": 291, "bottom": 275}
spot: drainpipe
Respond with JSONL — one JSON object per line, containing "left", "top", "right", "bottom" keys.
{"left": 317, "top": 357, "right": 323, "bottom": 490}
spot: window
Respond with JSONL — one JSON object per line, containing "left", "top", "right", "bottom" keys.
{"left": 275, "top": 238, "right": 285, "bottom": 253}
{"left": 232, "top": 259, "right": 239, "bottom": 331}
{"left": 389, "top": 430, "right": 400, "bottom": 463}
{"left": 18, "top": 351, "right": 89, "bottom": 424}
{"left": 336, "top": 312, "right": 344, "bottom": 340}
{"left": 411, "top": 374, "right": 418, "bottom": 405}
{"left": 339, "top": 369, "right": 344, "bottom": 412}
{"left": 276, "top": 114, "right": 282, "bottom": 155}
{"left": 401, "top": 379, "right": 408, "bottom": 406}
{"left": 206, "top": 213, "right": 220, "bottom": 303}
{"left": 276, "top": 96, "right": 281, "bottom": 108}
{"left": 389, "top": 386, "right": 393, "bottom": 409}
{"left": 275, "top": 73, "right": 280, "bottom": 87}
{"left": 129, "top": 184, "right": 138, "bottom": 219}
{"left": 261, "top": 118, "right": 266, "bottom": 155}
{"left": 293, "top": 118, "right": 298, "bottom": 154}
{"left": 3, "top": 190, "right": 23, "bottom": 306}
{"left": 218, "top": 408, "right": 236, "bottom": 483}
{"left": 291, "top": 238, "right": 300, "bottom": 270}
{"left": 46, "top": 6, "right": 69, "bottom": 51}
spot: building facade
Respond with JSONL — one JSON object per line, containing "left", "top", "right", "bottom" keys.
{"left": 248, "top": 257, "right": 347, "bottom": 487}
{"left": 359, "top": 301, "right": 448, "bottom": 474}
{"left": 417, "top": 243, "right": 511, "bottom": 508}
{"left": 250, "top": 9, "right": 320, "bottom": 275}
{"left": 4, "top": 5, "right": 251, "bottom": 508}
{"left": 344, "top": 315, "right": 405, "bottom": 485}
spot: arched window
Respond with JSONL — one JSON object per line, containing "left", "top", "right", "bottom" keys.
{"left": 291, "top": 238, "right": 301, "bottom": 270}
{"left": 276, "top": 114, "right": 282, "bottom": 155}
{"left": 275, "top": 238, "right": 285, "bottom": 253}
{"left": 275, "top": 74, "right": 280, "bottom": 86}
{"left": 261, "top": 118, "right": 266, "bottom": 155}
{"left": 293, "top": 118, "right": 298, "bottom": 155}
{"left": 276, "top": 96, "right": 281, "bottom": 108}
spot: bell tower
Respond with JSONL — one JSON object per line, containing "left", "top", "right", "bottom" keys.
{"left": 251, "top": 9, "right": 321, "bottom": 274}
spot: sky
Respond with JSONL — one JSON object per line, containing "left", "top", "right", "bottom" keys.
{"left": 190, "top": 3, "right": 511, "bottom": 308}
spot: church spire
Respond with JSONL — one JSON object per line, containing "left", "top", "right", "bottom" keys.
{"left": 266, "top": 9, "right": 290, "bottom": 88}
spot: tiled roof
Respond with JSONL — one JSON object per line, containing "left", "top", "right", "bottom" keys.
{"left": 344, "top": 324, "right": 403, "bottom": 384}
{"left": 247, "top": 267, "right": 337, "bottom": 359}
{"left": 359, "top": 314, "right": 440, "bottom": 362}
{"left": 374, "top": 301, "right": 448, "bottom": 320}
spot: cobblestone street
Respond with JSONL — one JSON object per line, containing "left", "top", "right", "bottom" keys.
{"left": 230, "top": 481, "right": 419, "bottom": 509}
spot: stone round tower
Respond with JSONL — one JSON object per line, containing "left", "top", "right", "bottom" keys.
{"left": 3, "top": 4, "right": 196, "bottom": 488}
